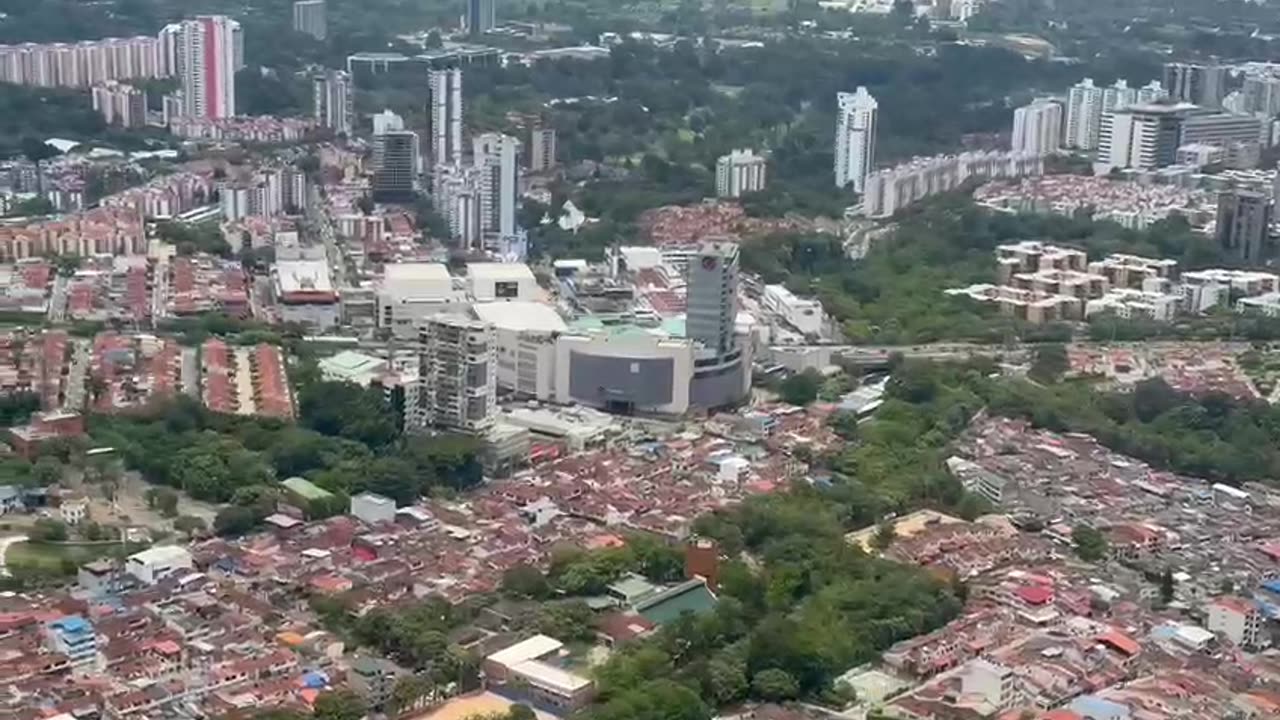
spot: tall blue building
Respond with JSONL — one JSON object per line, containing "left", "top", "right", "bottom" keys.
{"left": 467, "top": 0, "right": 495, "bottom": 35}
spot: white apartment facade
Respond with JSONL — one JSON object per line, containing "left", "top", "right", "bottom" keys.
{"left": 835, "top": 87, "right": 878, "bottom": 192}
{"left": 715, "top": 149, "right": 768, "bottom": 198}
{"left": 1011, "top": 99, "right": 1062, "bottom": 155}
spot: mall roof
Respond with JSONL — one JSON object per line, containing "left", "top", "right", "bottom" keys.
{"left": 473, "top": 301, "right": 566, "bottom": 333}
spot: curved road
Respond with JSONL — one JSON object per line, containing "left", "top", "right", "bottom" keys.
{"left": 0, "top": 534, "right": 29, "bottom": 577}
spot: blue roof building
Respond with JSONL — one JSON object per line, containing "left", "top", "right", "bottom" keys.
{"left": 45, "top": 615, "right": 98, "bottom": 665}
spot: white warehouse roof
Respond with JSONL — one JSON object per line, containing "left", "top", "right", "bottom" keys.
{"left": 486, "top": 634, "right": 563, "bottom": 667}
{"left": 467, "top": 262, "right": 536, "bottom": 281}
{"left": 473, "top": 301, "right": 567, "bottom": 333}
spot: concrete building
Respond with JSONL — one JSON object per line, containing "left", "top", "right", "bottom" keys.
{"left": 318, "top": 350, "right": 388, "bottom": 386}
{"left": 45, "top": 616, "right": 97, "bottom": 666}
{"left": 473, "top": 132, "right": 520, "bottom": 242}
{"left": 1097, "top": 104, "right": 1187, "bottom": 172}
{"left": 529, "top": 127, "right": 557, "bottom": 172}
{"left": 945, "top": 284, "right": 1083, "bottom": 324}
{"left": 466, "top": 262, "right": 536, "bottom": 302}
{"left": 467, "top": 0, "right": 496, "bottom": 35}
{"left": 1164, "top": 61, "right": 1227, "bottom": 109}
{"left": 715, "top": 149, "right": 768, "bottom": 198}
{"left": 371, "top": 107, "right": 404, "bottom": 135}
{"left": 126, "top": 546, "right": 194, "bottom": 585}
{"left": 1065, "top": 78, "right": 1104, "bottom": 150}
{"left": 555, "top": 331, "right": 696, "bottom": 415}
{"left": 274, "top": 259, "right": 340, "bottom": 328}
{"left": 312, "top": 70, "right": 352, "bottom": 136}
{"left": 835, "top": 87, "right": 877, "bottom": 192}
{"left": 686, "top": 242, "right": 750, "bottom": 409}
{"left": 292, "top": 0, "right": 327, "bottom": 40}
{"left": 1237, "top": 291, "right": 1280, "bottom": 316}
{"left": 435, "top": 166, "right": 484, "bottom": 250}
{"left": 960, "top": 659, "right": 1019, "bottom": 713}
{"left": 1180, "top": 112, "right": 1263, "bottom": 148}
{"left": 473, "top": 301, "right": 565, "bottom": 399}
{"left": 762, "top": 284, "right": 824, "bottom": 336}
{"left": 863, "top": 151, "right": 1043, "bottom": 219}
{"left": 1206, "top": 596, "right": 1266, "bottom": 649}
{"left": 91, "top": 81, "right": 146, "bottom": 127}
{"left": 377, "top": 262, "right": 462, "bottom": 338}
{"left": 1216, "top": 190, "right": 1273, "bottom": 264}
{"left": 1087, "top": 253, "right": 1178, "bottom": 289}
{"left": 350, "top": 657, "right": 401, "bottom": 708}
{"left": 372, "top": 130, "right": 419, "bottom": 203}
{"left": 1085, "top": 288, "right": 1181, "bottom": 321}
{"left": 350, "top": 492, "right": 396, "bottom": 525}
{"left": 428, "top": 68, "right": 464, "bottom": 166}
{"left": 1010, "top": 99, "right": 1062, "bottom": 155}
{"left": 483, "top": 635, "right": 595, "bottom": 713}
{"left": 418, "top": 315, "right": 497, "bottom": 434}
{"left": 160, "top": 16, "right": 240, "bottom": 119}
{"left": 1242, "top": 74, "right": 1280, "bottom": 117}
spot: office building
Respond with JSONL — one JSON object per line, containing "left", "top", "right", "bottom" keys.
{"left": 160, "top": 16, "right": 240, "bottom": 119}
{"left": 377, "top": 263, "right": 465, "bottom": 338}
{"left": 762, "top": 284, "right": 824, "bottom": 336}
{"left": 371, "top": 108, "right": 404, "bottom": 135}
{"left": 472, "top": 300, "right": 565, "bottom": 399}
{"left": 467, "top": 0, "right": 496, "bottom": 35}
{"left": 1163, "top": 62, "right": 1227, "bottom": 109}
{"left": 473, "top": 132, "right": 520, "bottom": 241}
{"left": 418, "top": 315, "right": 497, "bottom": 434}
{"left": 373, "top": 130, "right": 420, "bottom": 203}
{"left": 1216, "top": 189, "right": 1273, "bottom": 264}
{"left": 428, "top": 68, "right": 464, "bottom": 166}
{"left": 1010, "top": 99, "right": 1062, "bottom": 155}
{"left": 529, "top": 127, "right": 557, "bottom": 172}
{"left": 1065, "top": 78, "right": 1104, "bottom": 150}
{"left": 555, "top": 331, "right": 697, "bottom": 415}
{"left": 1097, "top": 104, "right": 1186, "bottom": 172}
{"left": 715, "top": 149, "right": 768, "bottom": 198}
{"left": 834, "top": 87, "right": 877, "bottom": 192}
{"left": 293, "top": 0, "right": 327, "bottom": 40}
{"left": 1180, "top": 112, "right": 1264, "bottom": 148}
{"left": 313, "top": 69, "right": 352, "bottom": 136}
{"left": 686, "top": 241, "right": 750, "bottom": 409}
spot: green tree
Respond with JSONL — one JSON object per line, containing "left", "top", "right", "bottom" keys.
{"left": 751, "top": 668, "right": 800, "bottom": 701}
{"left": 31, "top": 457, "right": 62, "bottom": 486}
{"left": 146, "top": 487, "right": 180, "bottom": 517}
{"left": 1072, "top": 525, "right": 1108, "bottom": 563}
{"left": 705, "top": 656, "right": 749, "bottom": 705}
{"left": 174, "top": 515, "right": 208, "bottom": 537}
{"left": 502, "top": 563, "right": 551, "bottom": 598}
{"left": 779, "top": 370, "right": 822, "bottom": 406}
{"left": 213, "top": 505, "right": 261, "bottom": 537}
{"left": 31, "top": 518, "right": 67, "bottom": 542}
{"left": 313, "top": 689, "right": 367, "bottom": 720}
{"left": 871, "top": 520, "right": 897, "bottom": 551}
{"left": 1028, "top": 343, "right": 1069, "bottom": 383}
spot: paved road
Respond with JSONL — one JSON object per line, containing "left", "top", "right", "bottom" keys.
{"left": 0, "top": 535, "right": 29, "bottom": 578}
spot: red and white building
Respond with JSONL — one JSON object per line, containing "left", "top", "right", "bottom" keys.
{"left": 160, "top": 15, "right": 241, "bottom": 119}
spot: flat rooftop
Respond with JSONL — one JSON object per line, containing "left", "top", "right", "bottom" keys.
{"left": 467, "top": 263, "right": 535, "bottom": 281}
{"left": 473, "top": 301, "right": 566, "bottom": 333}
